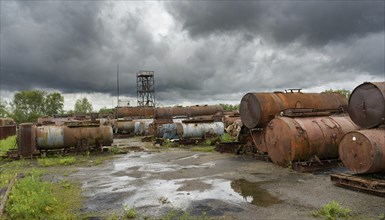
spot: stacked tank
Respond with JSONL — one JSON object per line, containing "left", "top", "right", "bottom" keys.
{"left": 339, "top": 82, "right": 385, "bottom": 174}
{"left": 238, "top": 90, "right": 361, "bottom": 167}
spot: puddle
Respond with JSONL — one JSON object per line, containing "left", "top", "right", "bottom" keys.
{"left": 230, "top": 179, "right": 282, "bottom": 207}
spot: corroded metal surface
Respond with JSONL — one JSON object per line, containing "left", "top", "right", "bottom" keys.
{"left": 157, "top": 121, "right": 224, "bottom": 140}
{"left": 154, "top": 105, "right": 224, "bottom": 119}
{"left": 0, "top": 118, "right": 15, "bottom": 126}
{"left": 18, "top": 123, "right": 37, "bottom": 156}
{"left": 330, "top": 173, "right": 385, "bottom": 197}
{"left": 265, "top": 115, "right": 358, "bottom": 167}
{"left": 0, "top": 126, "right": 16, "bottom": 140}
{"left": 250, "top": 129, "right": 267, "bottom": 153}
{"left": 114, "top": 107, "right": 154, "bottom": 118}
{"left": 240, "top": 92, "right": 348, "bottom": 129}
{"left": 36, "top": 125, "right": 113, "bottom": 149}
{"left": 348, "top": 82, "right": 385, "bottom": 129}
{"left": 339, "top": 129, "right": 385, "bottom": 174}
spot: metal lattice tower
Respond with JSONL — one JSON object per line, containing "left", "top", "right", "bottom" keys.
{"left": 137, "top": 71, "right": 155, "bottom": 107}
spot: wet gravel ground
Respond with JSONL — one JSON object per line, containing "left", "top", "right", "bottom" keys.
{"left": 70, "top": 138, "right": 385, "bottom": 219}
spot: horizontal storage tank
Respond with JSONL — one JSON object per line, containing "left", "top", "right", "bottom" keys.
{"left": 339, "top": 129, "right": 385, "bottom": 174}
{"left": 0, "top": 118, "right": 15, "bottom": 126}
{"left": 154, "top": 105, "right": 224, "bottom": 119}
{"left": 265, "top": 115, "right": 358, "bottom": 167}
{"left": 157, "top": 122, "right": 224, "bottom": 140}
{"left": 348, "top": 82, "right": 385, "bottom": 129}
{"left": 0, "top": 117, "right": 16, "bottom": 140}
{"left": 114, "top": 107, "right": 154, "bottom": 118}
{"left": 240, "top": 92, "right": 348, "bottom": 129}
{"left": 36, "top": 125, "right": 113, "bottom": 149}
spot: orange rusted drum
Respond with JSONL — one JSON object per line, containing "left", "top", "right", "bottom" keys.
{"left": 250, "top": 129, "right": 267, "bottom": 153}
{"left": 240, "top": 92, "right": 348, "bottom": 129}
{"left": 114, "top": 107, "right": 154, "bottom": 118}
{"left": 266, "top": 116, "right": 358, "bottom": 167}
{"left": 348, "top": 82, "right": 385, "bottom": 129}
{"left": 18, "top": 123, "right": 37, "bottom": 156}
{"left": 154, "top": 105, "right": 224, "bottom": 119}
{"left": 339, "top": 129, "right": 385, "bottom": 174}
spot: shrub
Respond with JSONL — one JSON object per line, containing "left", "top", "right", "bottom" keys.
{"left": 312, "top": 200, "right": 351, "bottom": 220}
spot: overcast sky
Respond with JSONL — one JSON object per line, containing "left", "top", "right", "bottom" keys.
{"left": 1, "top": 1, "right": 384, "bottom": 110}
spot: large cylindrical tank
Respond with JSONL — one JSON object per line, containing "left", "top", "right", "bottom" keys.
{"left": 18, "top": 123, "right": 37, "bottom": 156}
{"left": 36, "top": 125, "right": 113, "bottom": 149}
{"left": 157, "top": 122, "right": 224, "bottom": 139}
{"left": 265, "top": 115, "right": 358, "bottom": 167}
{"left": 339, "top": 129, "right": 385, "bottom": 174}
{"left": 154, "top": 105, "right": 224, "bottom": 119}
{"left": 240, "top": 92, "right": 348, "bottom": 129}
{"left": 134, "top": 119, "right": 152, "bottom": 135}
{"left": 348, "top": 82, "right": 385, "bottom": 129}
{"left": 114, "top": 107, "right": 154, "bottom": 118}
{"left": 0, "top": 118, "right": 15, "bottom": 126}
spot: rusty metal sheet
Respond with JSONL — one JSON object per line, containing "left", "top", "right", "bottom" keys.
{"left": 348, "top": 82, "right": 385, "bottom": 129}
{"left": 250, "top": 129, "right": 267, "bottom": 153}
{"left": 330, "top": 173, "right": 385, "bottom": 197}
{"left": 265, "top": 115, "right": 358, "bottom": 167}
{"left": 0, "top": 125, "right": 16, "bottom": 140}
{"left": 18, "top": 123, "right": 37, "bottom": 156}
{"left": 339, "top": 129, "right": 385, "bottom": 174}
{"left": 240, "top": 92, "right": 348, "bottom": 129}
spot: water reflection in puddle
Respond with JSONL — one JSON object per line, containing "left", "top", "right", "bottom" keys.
{"left": 230, "top": 179, "right": 282, "bottom": 207}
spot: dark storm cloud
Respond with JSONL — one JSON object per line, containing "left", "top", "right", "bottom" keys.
{"left": 166, "top": 1, "right": 384, "bottom": 45}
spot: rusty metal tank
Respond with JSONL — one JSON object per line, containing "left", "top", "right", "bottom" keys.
{"left": 339, "top": 129, "right": 385, "bottom": 174}
{"left": 265, "top": 115, "right": 358, "bottom": 167}
{"left": 115, "top": 119, "right": 152, "bottom": 135}
{"left": 114, "top": 106, "right": 154, "bottom": 118}
{"left": 0, "top": 118, "right": 16, "bottom": 140}
{"left": 240, "top": 92, "right": 348, "bottom": 129}
{"left": 157, "top": 121, "right": 224, "bottom": 139}
{"left": 154, "top": 105, "right": 224, "bottom": 119}
{"left": 18, "top": 123, "right": 37, "bottom": 156}
{"left": 36, "top": 125, "right": 113, "bottom": 149}
{"left": 348, "top": 82, "right": 385, "bottom": 129}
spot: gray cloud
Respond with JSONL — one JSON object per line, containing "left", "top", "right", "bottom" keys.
{"left": 166, "top": 1, "right": 384, "bottom": 45}
{"left": 0, "top": 1, "right": 384, "bottom": 108}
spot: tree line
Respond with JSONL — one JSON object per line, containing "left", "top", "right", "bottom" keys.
{"left": 0, "top": 90, "right": 94, "bottom": 123}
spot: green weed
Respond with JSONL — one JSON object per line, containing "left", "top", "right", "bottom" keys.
{"left": 123, "top": 206, "right": 138, "bottom": 219}
{"left": 109, "top": 146, "right": 125, "bottom": 154}
{"left": 37, "top": 156, "right": 76, "bottom": 167}
{"left": 312, "top": 200, "right": 351, "bottom": 220}
{"left": 0, "top": 135, "right": 17, "bottom": 157}
{"left": 220, "top": 133, "right": 235, "bottom": 142}
{"left": 190, "top": 146, "right": 216, "bottom": 152}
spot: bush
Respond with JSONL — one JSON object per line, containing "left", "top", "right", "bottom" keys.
{"left": 38, "top": 156, "right": 76, "bottom": 167}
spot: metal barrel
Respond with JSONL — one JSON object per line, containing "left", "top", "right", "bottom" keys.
{"left": 36, "top": 125, "right": 113, "bottom": 149}
{"left": 154, "top": 105, "right": 224, "bottom": 119}
{"left": 134, "top": 119, "right": 152, "bottom": 135}
{"left": 0, "top": 118, "right": 15, "bottom": 126}
{"left": 240, "top": 92, "right": 348, "bottom": 129}
{"left": 116, "top": 120, "right": 136, "bottom": 135}
{"left": 18, "top": 123, "right": 37, "bottom": 156}
{"left": 157, "top": 122, "right": 224, "bottom": 139}
{"left": 339, "top": 129, "right": 385, "bottom": 174}
{"left": 265, "top": 115, "right": 358, "bottom": 167}
{"left": 348, "top": 82, "right": 385, "bottom": 129}
{"left": 180, "top": 122, "right": 224, "bottom": 139}
{"left": 114, "top": 107, "right": 154, "bottom": 118}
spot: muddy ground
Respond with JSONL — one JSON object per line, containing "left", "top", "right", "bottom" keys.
{"left": 69, "top": 137, "right": 384, "bottom": 219}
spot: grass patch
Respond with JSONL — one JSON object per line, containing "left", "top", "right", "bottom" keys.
{"left": 37, "top": 156, "right": 76, "bottom": 167}
{"left": 5, "top": 174, "right": 80, "bottom": 219}
{"left": 190, "top": 146, "right": 216, "bottom": 152}
{"left": 123, "top": 206, "right": 138, "bottom": 219}
{"left": 220, "top": 133, "right": 236, "bottom": 142}
{"left": 109, "top": 146, "right": 125, "bottom": 154}
{"left": 312, "top": 200, "right": 351, "bottom": 220}
{"left": 0, "top": 135, "right": 17, "bottom": 157}
{"left": 162, "top": 209, "right": 208, "bottom": 220}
